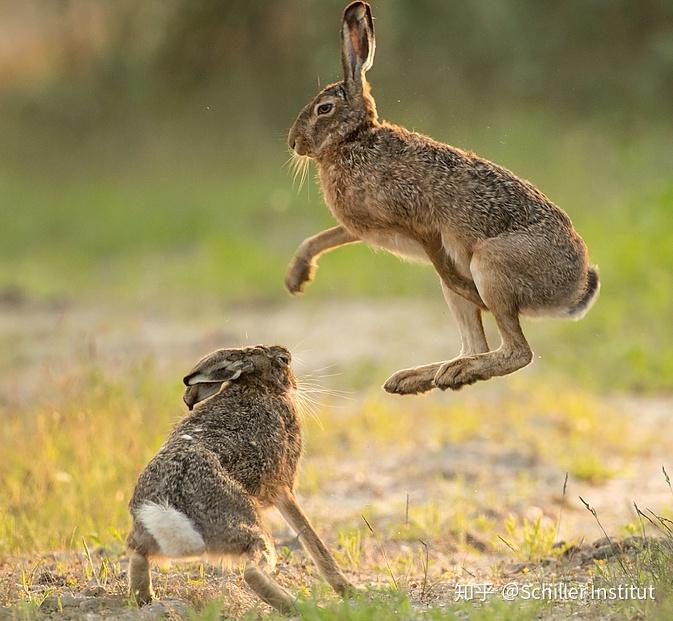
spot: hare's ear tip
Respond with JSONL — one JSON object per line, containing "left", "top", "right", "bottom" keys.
{"left": 344, "top": 1, "right": 369, "bottom": 19}
{"left": 184, "top": 372, "right": 213, "bottom": 386}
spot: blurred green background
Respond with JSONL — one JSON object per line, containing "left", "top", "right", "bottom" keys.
{"left": 1, "top": 0, "right": 672, "bottom": 390}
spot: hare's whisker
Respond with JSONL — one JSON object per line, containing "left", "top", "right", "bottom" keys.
{"left": 301, "top": 371, "right": 343, "bottom": 380}
{"left": 287, "top": 153, "right": 311, "bottom": 193}
{"left": 300, "top": 387, "right": 353, "bottom": 395}
{"left": 294, "top": 392, "right": 324, "bottom": 427}
{"left": 298, "top": 377, "right": 350, "bottom": 388}
{"left": 281, "top": 154, "right": 295, "bottom": 170}
{"left": 298, "top": 382, "right": 352, "bottom": 394}
{"left": 303, "top": 362, "right": 340, "bottom": 373}
{"left": 296, "top": 382, "right": 354, "bottom": 402}
{"left": 300, "top": 391, "right": 354, "bottom": 402}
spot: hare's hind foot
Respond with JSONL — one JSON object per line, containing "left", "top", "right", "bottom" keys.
{"left": 432, "top": 356, "right": 482, "bottom": 390}
{"left": 244, "top": 565, "right": 295, "bottom": 614}
{"left": 435, "top": 301, "right": 533, "bottom": 389}
{"left": 383, "top": 363, "right": 441, "bottom": 395}
{"left": 244, "top": 542, "right": 296, "bottom": 614}
{"left": 128, "top": 551, "right": 154, "bottom": 606}
{"left": 434, "top": 346, "right": 533, "bottom": 390}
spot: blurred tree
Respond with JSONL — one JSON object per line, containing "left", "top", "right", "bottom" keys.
{"left": 1, "top": 0, "right": 672, "bottom": 133}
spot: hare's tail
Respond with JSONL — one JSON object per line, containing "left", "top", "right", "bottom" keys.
{"left": 566, "top": 266, "right": 600, "bottom": 320}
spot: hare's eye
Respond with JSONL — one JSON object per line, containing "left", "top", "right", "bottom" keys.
{"left": 316, "top": 102, "right": 334, "bottom": 116}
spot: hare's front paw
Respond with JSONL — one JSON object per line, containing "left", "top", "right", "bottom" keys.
{"left": 285, "top": 256, "right": 315, "bottom": 295}
{"left": 383, "top": 364, "right": 439, "bottom": 395}
{"left": 333, "top": 579, "right": 360, "bottom": 598}
{"left": 131, "top": 588, "right": 154, "bottom": 607}
{"left": 434, "top": 357, "right": 481, "bottom": 390}
{"left": 342, "top": 583, "right": 361, "bottom": 597}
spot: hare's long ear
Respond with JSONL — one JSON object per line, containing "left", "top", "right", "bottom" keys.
{"left": 182, "top": 359, "right": 253, "bottom": 410}
{"left": 341, "top": 1, "right": 375, "bottom": 93}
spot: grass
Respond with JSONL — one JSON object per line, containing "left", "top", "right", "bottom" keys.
{"left": 0, "top": 327, "right": 668, "bottom": 619}
{"left": 571, "top": 479, "right": 673, "bottom": 620}
{"left": 0, "top": 358, "right": 657, "bottom": 556}
{"left": 0, "top": 357, "right": 670, "bottom": 617}
{"left": 0, "top": 156, "right": 430, "bottom": 305}
{"left": 255, "top": 589, "right": 547, "bottom": 621}
{"left": 302, "top": 378, "right": 651, "bottom": 487}
{"left": 1, "top": 108, "right": 672, "bottom": 618}
{"left": 503, "top": 513, "right": 558, "bottom": 562}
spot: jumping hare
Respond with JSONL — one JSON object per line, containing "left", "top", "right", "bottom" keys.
{"left": 286, "top": 2, "right": 599, "bottom": 395}
{"left": 126, "top": 345, "right": 352, "bottom": 613}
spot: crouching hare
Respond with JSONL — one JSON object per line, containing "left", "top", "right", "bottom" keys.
{"left": 286, "top": 2, "right": 599, "bottom": 395}
{"left": 126, "top": 345, "right": 352, "bottom": 613}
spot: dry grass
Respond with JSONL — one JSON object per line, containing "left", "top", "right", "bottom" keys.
{"left": 1, "top": 353, "right": 671, "bottom": 618}
{"left": 0, "top": 361, "right": 653, "bottom": 556}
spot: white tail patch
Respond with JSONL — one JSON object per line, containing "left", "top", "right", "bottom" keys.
{"left": 136, "top": 501, "right": 205, "bottom": 558}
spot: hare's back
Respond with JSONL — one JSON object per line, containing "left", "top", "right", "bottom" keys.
{"left": 130, "top": 442, "right": 232, "bottom": 513}
{"left": 326, "top": 125, "right": 567, "bottom": 241}
{"left": 388, "top": 126, "right": 569, "bottom": 229}
{"left": 177, "top": 397, "right": 302, "bottom": 496}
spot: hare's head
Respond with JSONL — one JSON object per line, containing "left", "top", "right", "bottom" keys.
{"left": 182, "top": 345, "right": 295, "bottom": 410}
{"left": 288, "top": 1, "right": 377, "bottom": 159}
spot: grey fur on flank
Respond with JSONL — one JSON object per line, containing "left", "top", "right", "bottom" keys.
{"left": 286, "top": 1, "right": 600, "bottom": 394}
{"left": 126, "top": 345, "right": 352, "bottom": 613}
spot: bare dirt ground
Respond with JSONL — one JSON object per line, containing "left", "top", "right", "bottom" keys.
{"left": 1, "top": 298, "right": 671, "bottom": 619}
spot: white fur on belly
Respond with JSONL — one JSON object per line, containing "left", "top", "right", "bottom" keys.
{"left": 136, "top": 501, "right": 205, "bottom": 558}
{"left": 365, "top": 232, "right": 429, "bottom": 263}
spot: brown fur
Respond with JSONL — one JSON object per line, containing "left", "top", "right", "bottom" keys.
{"left": 126, "top": 345, "right": 353, "bottom": 613}
{"left": 286, "top": 1, "right": 600, "bottom": 394}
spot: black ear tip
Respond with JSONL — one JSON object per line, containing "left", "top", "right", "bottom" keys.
{"left": 344, "top": 1, "right": 369, "bottom": 21}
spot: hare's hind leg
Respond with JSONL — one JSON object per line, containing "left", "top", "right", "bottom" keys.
{"left": 434, "top": 307, "right": 532, "bottom": 390}
{"left": 441, "top": 281, "right": 489, "bottom": 356}
{"left": 276, "top": 487, "right": 353, "bottom": 595}
{"left": 434, "top": 240, "right": 533, "bottom": 390}
{"left": 128, "top": 550, "right": 153, "bottom": 606}
{"left": 384, "top": 279, "right": 490, "bottom": 394}
{"left": 243, "top": 536, "right": 295, "bottom": 614}
{"left": 192, "top": 465, "right": 295, "bottom": 613}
